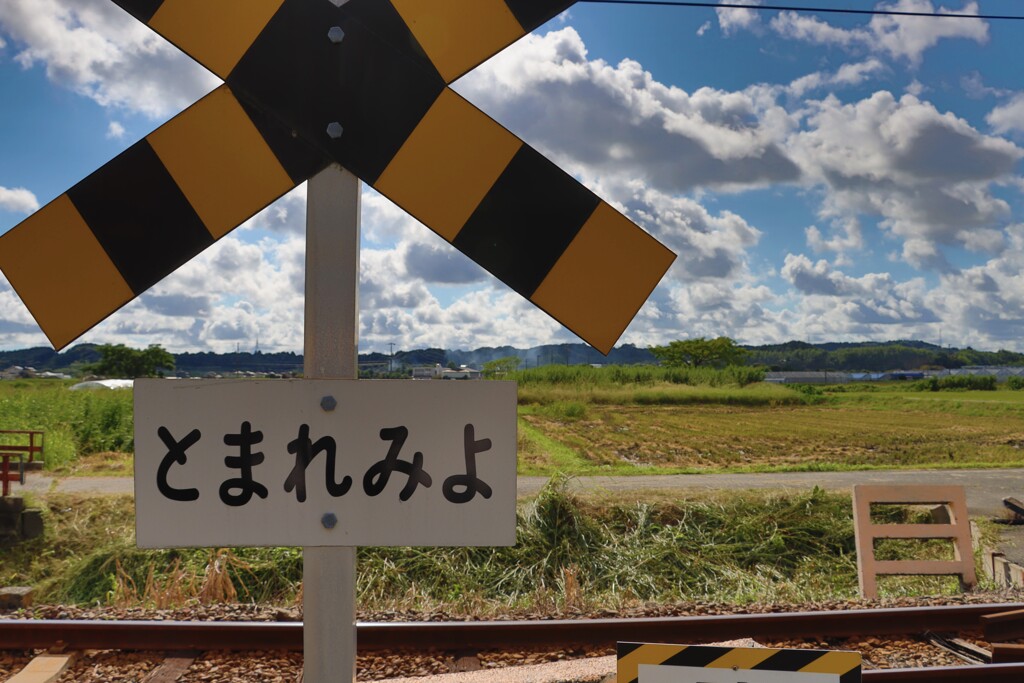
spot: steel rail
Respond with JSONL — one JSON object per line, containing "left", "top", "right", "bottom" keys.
{"left": 2, "top": 604, "right": 1023, "bottom": 680}
{"left": 2, "top": 603, "right": 1022, "bottom": 651}
{"left": 864, "top": 663, "right": 1024, "bottom": 681}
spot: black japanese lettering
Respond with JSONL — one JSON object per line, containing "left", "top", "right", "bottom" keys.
{"left": 443, "top": 424, "right": 493, "bottom": 504}
{"left": 156, "top": 426, "right": 200, "bottom": 502}
{"left": 219, "top": 421, "right": 269, "bottom": 507}
{"left": 284, "top": 424, "right": 352, "bottom": 502}
{"left": 363, "top": 426, "right": 432, "bottom": 501}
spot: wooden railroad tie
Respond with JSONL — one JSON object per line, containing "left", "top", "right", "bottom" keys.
{"left": 6, "top": 653, "right": 75, "bottom": 683}
{"left": 140, "top": 652, "right": 198, "bottom": 682}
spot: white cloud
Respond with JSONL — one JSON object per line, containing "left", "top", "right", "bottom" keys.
{"left": 789, "top": 91, "right": 1022, "bottom": 267}
{"left": 787, "top": 59, "right": 886, "bottom": 97}
{"left": 697, "top": 21, "right": 711, "bottom": 37}
{"left": 917, "top": 226, "right": 1024, "bottom": 347}
{"left": 905, "top": 79, "right": 926, "bottom": 96}
{"left": 105, "top": 120, "right": 125, "bottom": 139}
{"left": 867, "top": 0, "right": 988, "bottom": 65}
{"left": 621, "top": 186, "right": 761, "bottom": 283}
{"left": 717, "top": 0, "right": 763, "bottom": 36}
{"left": 0, "top": 186, "right": 39, "bottom": 213}
{"left": 962, "top": 71, "right": 1010, "bottom": 100}
{"left": 988, "top": 94, "right": 1024, "bottom": 135}
{"left": 806, "top": 218, "right": 864, "bottom": 257}
{"left": 768, "top": 1, "right": 988, "bottom": 67}
{"left": 457, "top": 27, "right": 801, "bottom": 194}
{"left": 0, "top": 0, "right": 217, "bottom": 118}
{"left": 770, "top": 12, "right": 866, "bottom": 50}
{"left": 781, "top": 254, "right": 939, "bottom": 334}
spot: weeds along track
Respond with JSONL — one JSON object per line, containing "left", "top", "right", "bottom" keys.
{"left": 3, "top": 604, "right": 1024, "bottom": 681}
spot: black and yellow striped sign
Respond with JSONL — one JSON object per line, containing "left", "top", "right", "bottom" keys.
{"left": 618, "top": 642, "right": 862, "bottom": 683}
{"left": 0, "top": 0, "right": 675, "bottom": 353}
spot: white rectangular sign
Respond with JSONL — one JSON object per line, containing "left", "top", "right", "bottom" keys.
{"left": 135, "top": 379, "right": 517, "bottom": 548}
{"left": 641, "top": 664, "right": 840, "bottom": 683}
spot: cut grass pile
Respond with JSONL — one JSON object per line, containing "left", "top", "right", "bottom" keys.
{"left": 518, "top": 402, "right": 1024, "bottom": 475}
{"left": 2, "top": 481, "right": 993, "bottom": 612}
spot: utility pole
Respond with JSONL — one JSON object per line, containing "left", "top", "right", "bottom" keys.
{"left": 389, "top": 342, "right": 395, "bottom": 373}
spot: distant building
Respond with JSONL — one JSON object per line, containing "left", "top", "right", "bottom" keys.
{"left": 765, "top": 371, "right": 850, "bottom": 384}
{"left": 411, "top": 365, "right": 436, "bottom": 380}
{"left": 940, "top": 366, "right": 1024, "bottom": 380}
{"left": 411, "top": 364, "right": 482, "bottom": 380}
{"left": 0, "top": 366, "right": 71, "bottom": 380}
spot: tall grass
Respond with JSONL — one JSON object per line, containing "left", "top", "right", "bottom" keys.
{"left": 359, "top": 482, "right": 860, "bottom": 607}
{"left": 0, "top": 381, "right": 133, "bottom": 467}
{"left": 509, "top": 365, "right": 793, "bottom": 409}
{"left": 12, "top": 482, "right": 988, "bottom": 610}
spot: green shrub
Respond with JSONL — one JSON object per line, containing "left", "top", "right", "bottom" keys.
{"left": 1007, "top": 376, "right": 1024, "bottom": 390}
{"left": 538, "top": 401, "right": 588, "bottom": 421}
{"left": 914, "top": 375, "right": 997, "bottom": 392}
{"left": 508, "top": 364, "right": 765, "bottom": 388}
{"left": 0, "top": 381, "right": 134, "bottom": 467}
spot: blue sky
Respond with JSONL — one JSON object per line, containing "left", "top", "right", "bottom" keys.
{"left": 2, "top": 0, "right": 1024, "bottom": 354}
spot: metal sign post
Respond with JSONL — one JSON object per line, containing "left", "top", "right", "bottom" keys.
{"left": 303, "top": 164, "right": 360, "bottom": 683}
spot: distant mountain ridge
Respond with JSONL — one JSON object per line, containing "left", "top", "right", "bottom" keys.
{"left": 0, "top": 339, "right": 1021, "bottom": 375}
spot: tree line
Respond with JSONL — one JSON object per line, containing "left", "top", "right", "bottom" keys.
{"left": 4, "top": 338, "right": 1024, "bottom": 378}
{"left": 649, "top": 338, "right": 1024, "bottom": 372}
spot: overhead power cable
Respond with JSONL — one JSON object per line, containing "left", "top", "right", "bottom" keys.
{"left": 579, "top": 0, "right": 1024, "bottom": 21}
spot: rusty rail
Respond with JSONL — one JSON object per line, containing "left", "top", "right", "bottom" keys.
{"left": 864, "top": 663, "right": 1024, "bottom": 681}
{"left": 2, "top": 603, "right": 1022, "bottom": 651}
{"left": 1, "top": 604, "right": 1023, "bottom": 680}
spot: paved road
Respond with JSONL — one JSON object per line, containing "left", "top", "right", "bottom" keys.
{"left": 23, "top": 468, "right": 1024, "bottom": 519}
{"left": 522, "top": 469, "right": 1024, "bottom": 519}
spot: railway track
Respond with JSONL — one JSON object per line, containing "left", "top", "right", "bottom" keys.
{"left": 3, "top": 603, "right": 1024, "bottom": 681}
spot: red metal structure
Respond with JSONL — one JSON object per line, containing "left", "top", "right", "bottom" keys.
{"left": 0, "top": 429, "right": 44, "bottom": 466}
{"left": 0, "top": 453, "right": 24, "bottom": 496}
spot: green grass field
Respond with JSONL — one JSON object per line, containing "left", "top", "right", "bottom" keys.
{"left": 3, "top": 375, "right": 1024, "bottom": 476}
{"left": 0, "top": 375, "right": 1013, "bottom": 609}
{"left": 517, "top": 380, "right": 1024, "bottom": 475}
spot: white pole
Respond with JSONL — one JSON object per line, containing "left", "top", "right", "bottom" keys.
{"left": 302, "top": 164, "right": 361, "bottom": 682}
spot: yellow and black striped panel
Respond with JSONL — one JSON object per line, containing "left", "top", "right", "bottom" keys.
{"left": 226, "top": 0, "right": 447, "bottom": 186}
{"left": 390, "top": 0, "right": 576, "bottom": 83}
{"left": 374, "top": 89, "right": 675, "bottom": 354}
{"left": 617, "top": 643, "right": 862, "bottom": 683}
{"left": 0, "top": 84, "right": 327, "bottom": 349}
{"left": 110, "top": 0, "right": 286, "bottom": 80}
{"left": 112, "top": 0, "right": 575, "bottom": 86}
{"left": 6, "top": 0, "right": 671, "bottom": 353}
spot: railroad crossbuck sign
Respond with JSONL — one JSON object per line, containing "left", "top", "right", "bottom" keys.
{"left": 0, "top": 0, "right": 676, "bottom": 354}
{"left": 618, "top": 643, "right": 862, "bottom": 683}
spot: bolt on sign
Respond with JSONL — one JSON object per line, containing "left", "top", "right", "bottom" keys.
{"left": 134, "top": 379, "right": 517, "bottom": 548}
{"left": 0, "top": 0, "right": 676, "bottom": 354}
{"left": 618, "top": 643, "right": 862, "bottom": 683}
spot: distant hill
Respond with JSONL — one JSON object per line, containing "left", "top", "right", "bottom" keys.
{"left": 2, "top": 339, "right": 1022, "bottom": 376}
{"left": 0, "top": 343, "right": 102, "bottom": 372}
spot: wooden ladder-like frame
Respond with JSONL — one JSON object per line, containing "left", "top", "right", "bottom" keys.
{"left": 853, "top": 484, "right": 977, "bottom": 599}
